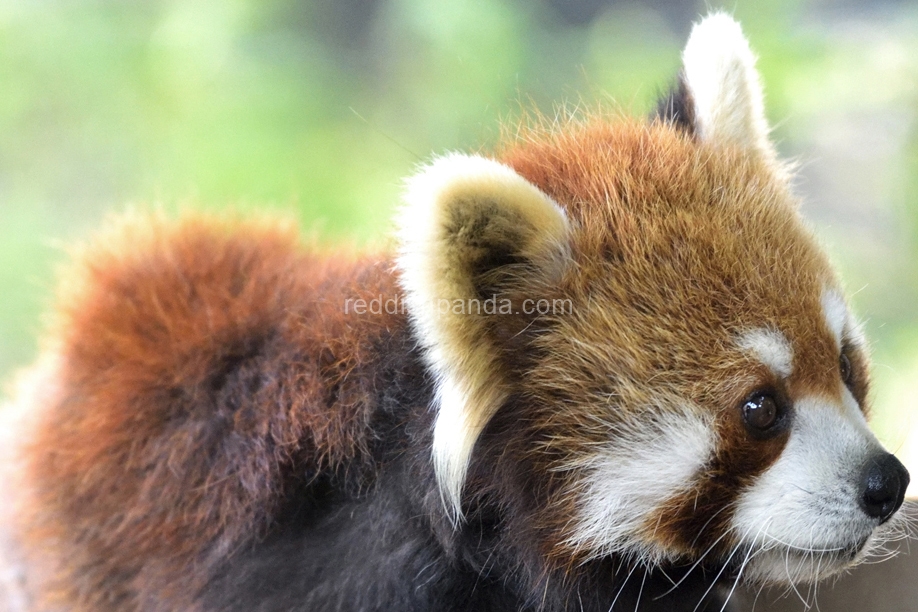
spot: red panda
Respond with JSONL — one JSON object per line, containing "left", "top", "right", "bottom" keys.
{"left": 2, "top": 12, "right": 909, "bottom": 612}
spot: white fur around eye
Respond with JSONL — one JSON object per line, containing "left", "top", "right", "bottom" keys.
{"left": 737, "top": 327, "right": 793, "bottom": 379}
{"left": 822, "top": 289, "right": 848, "bottom": 350}
{"left": 822, "top": 287, "right": 867, "bottom": 353}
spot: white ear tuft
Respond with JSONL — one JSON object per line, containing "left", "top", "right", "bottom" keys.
{"left": 396, "top": 153, "right": 570, "bottom": 521}
{"left": 682, "top": 13, "right": 777, "bottom": 165}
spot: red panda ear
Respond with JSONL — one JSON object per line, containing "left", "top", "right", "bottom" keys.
{"left": 396, "top": 153, "right": 571, "bottom": 520}
{"left": 679, "top": 13, "right": 781, "bottom": 170}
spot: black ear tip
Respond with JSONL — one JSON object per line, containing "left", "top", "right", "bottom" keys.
{"left": 652, "top": 73, "right": 696, "bottom": 136}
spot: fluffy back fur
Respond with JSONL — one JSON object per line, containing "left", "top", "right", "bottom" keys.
{"left": 5, "top": 12, "right": 908, "bottom": 612}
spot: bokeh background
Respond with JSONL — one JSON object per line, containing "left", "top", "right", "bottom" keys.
{"left": 1, "top": 0, "right": 917, "bottom": 481}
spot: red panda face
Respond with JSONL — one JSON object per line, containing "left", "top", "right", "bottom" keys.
{"left": 508, "top": 133, "right": 903, "bottom": 584}
{"left": 396, "top": 12, "right": 908, "bottom": 590}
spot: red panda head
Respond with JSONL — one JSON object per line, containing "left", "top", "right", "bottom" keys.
{"left": 396, "top": 13, "right": 908, "bottom": 587}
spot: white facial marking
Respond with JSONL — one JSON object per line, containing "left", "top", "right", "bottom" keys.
{"left": 732, "top": 394, "right": 886, "bottom": 584}
{"left": 823, "top": 287, "right": 868, "bottom": 353}
{"left": 737, "top": 328, "right": 794, "bottom": 379}
{"left": 822, "top": 289, "right": 848, "bottom": 350}
{"left": 565, "top": 405, "right": 715, "bottom": 563}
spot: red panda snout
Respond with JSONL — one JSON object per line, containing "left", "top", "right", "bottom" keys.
{"left": 731, "top": 395, "right": 906, "bottom": 585}
{"left": 859, "top": 453, "right": 909, "bottom": 523}
{"left": 725, "top": 301, "right": 907, "bottom": 584}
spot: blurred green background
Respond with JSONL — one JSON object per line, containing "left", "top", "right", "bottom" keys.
{"left": 1, "top": 0, "right": 917, "bottom": 478}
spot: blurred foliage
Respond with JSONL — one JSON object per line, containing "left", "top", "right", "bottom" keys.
{"left": 1, "top": 0, "right": 917, "bottom": 460}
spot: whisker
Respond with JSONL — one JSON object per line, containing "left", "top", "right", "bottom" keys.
{"left": 653, "top": 529, "right": 733, "bottom": 599}
{"left": 608, "top": 561, "right": 638, "bottom": 612}
{"left": 633, "top": 566, "right": 648, "bottom": 612}
{"left": 719, "top": 518, "right": 772, "bottom": 612}
{"left": 692, "top": 520, "right": 761, "bottom": 612}
{"left": 783, "top": 543, "right": 808, "bottom": 607}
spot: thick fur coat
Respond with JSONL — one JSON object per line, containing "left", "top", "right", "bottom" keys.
{"left": 4, "top": 13, "right": 908, "bottom": 612}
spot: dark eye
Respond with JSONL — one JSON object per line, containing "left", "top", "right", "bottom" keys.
{"left": 840, "top": 353, "right": 852, "bottom": 384}
{"left": 742, "top": 392, "right": 782, "bottom": 433}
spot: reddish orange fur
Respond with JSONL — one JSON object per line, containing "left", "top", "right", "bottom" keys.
{"left": 22, "top": 214, "right": 404, "bottom": 609}
{"left": 499, "top": 119, "right": 850, "bottom": 558}
{"left": 14, "top": 117, "right": 869, "bottom": 607}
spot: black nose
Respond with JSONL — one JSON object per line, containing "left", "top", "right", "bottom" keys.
{"left": 859, "top": 453, "right": 910, "bottom": 524}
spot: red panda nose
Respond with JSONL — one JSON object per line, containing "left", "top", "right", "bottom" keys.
{"left": 859, "top": 453, "right": 910, "bottom": 524}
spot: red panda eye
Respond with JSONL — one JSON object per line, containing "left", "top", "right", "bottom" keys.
{"left": 742, "top": 393, "right": 779, "bottom": 432}
{"left": 840, "top": 353, "right": 852, "bottom": 385}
